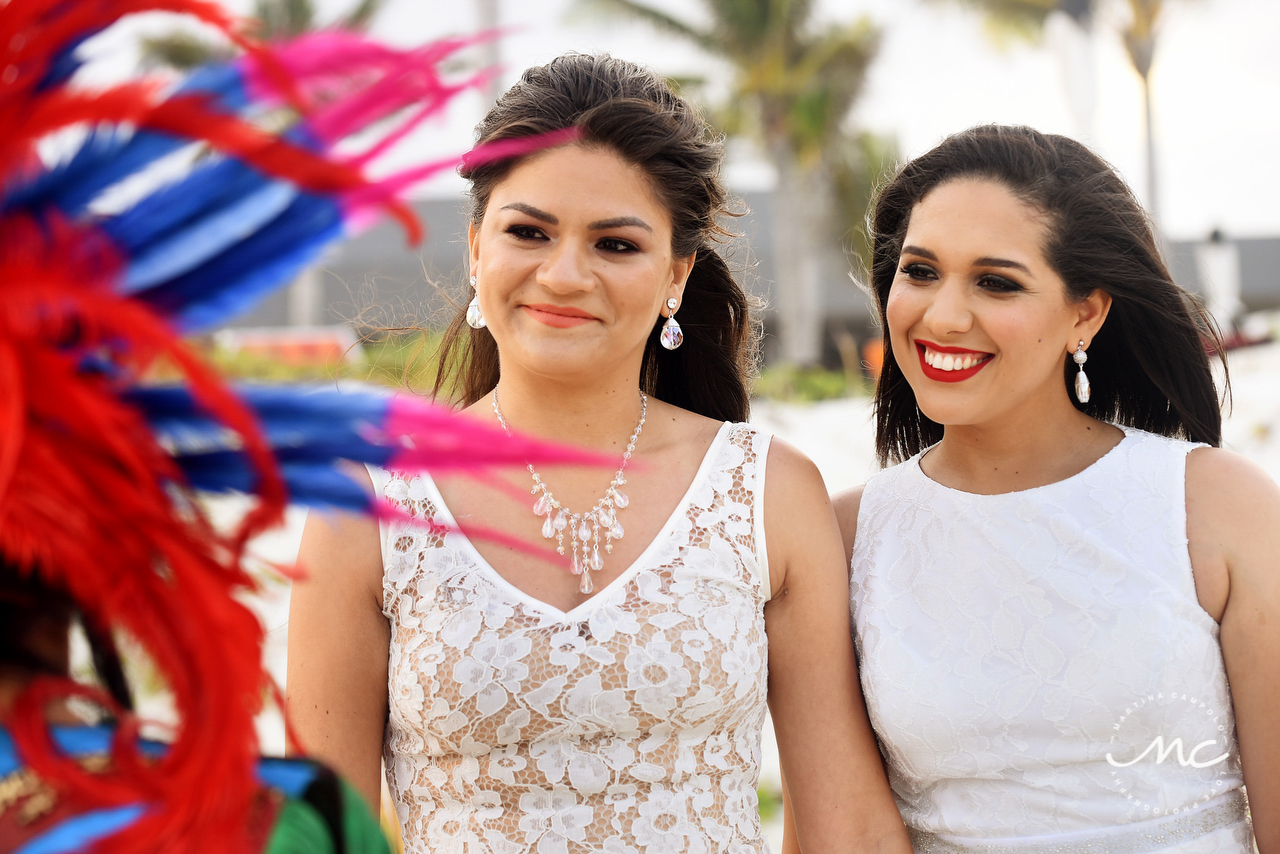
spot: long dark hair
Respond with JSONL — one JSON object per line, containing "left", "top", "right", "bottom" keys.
{"left": 1, "top": 558, "right": 133, "bottom": 713}
{"left": 870, "top": 124, "right": 1225, "bottom": 465}
{"left": 432, "top": 54, "right": 757, "bottom": 422}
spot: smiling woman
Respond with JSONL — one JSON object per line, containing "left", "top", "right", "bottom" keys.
{"left": 287, "top": 54, "right": 912, "bottom": 854}
{"left": 433, "top": 55, "right": 756, "bottom": 421}
{"left": 831, "top": 125, "right": 1280, "bottom": 853}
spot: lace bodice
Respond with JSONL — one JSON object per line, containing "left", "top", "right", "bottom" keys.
{"left": 851, "top": 428, "right": 1254, "bottom": 853}
{"left": 374, "top": 422, "right": 773, "bottom": 854}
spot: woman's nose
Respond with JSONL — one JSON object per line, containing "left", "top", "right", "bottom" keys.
{"left": 921, "top": 277, "right": 973, "bottom": 335}
{"left": 537, "top": 237, "right": 595, "bottom": 294}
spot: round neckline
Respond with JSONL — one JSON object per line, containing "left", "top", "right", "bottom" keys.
{"left": 909, "top": 426, "right": 1136, "bottom": 498}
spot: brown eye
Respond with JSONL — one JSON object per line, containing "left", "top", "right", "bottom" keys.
{"left": 506, "top": 225, "right": 545, "bottom": 241}
{"left": 977, "top": 274, "right": 1024, "bottom": 293}
{"left": 900, "top": 263, "right": 936, "bottom": 281}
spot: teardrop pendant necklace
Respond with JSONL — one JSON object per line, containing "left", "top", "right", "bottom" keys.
{"left": 492, "top": 390, "right": 648, "bottom": 594}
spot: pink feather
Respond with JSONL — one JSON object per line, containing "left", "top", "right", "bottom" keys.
{"left": 383, "top": 394, "right": 609, "bottom": 473}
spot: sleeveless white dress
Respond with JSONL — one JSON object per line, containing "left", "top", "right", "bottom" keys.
{"left": 371, "top": 422, "right": 774, "bottom": 854}
{"left": 851, "top": 427, "right": 1255, "bottom": 853}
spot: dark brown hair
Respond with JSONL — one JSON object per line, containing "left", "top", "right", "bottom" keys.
{"left": 870, "top": 124, "right": 1224, "bottom": 465}
{"left": 1, "top": 559, "right": 132, "bottom": 712}
{"left": 432, "top": 54, "right": 756, "bottom": 422}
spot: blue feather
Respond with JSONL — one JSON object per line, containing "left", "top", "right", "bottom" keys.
{"left": 99, "top": 158, "right": 273, "bottom": 254}
{"left": 134, "top": 386, "right": 391, "bottom": 449}
{"left": 134, "top": 194, "right": 344, "bottom": 331}
{"left": 118, "top": 179, "right": 297, "bottom": 292}
{"left": 3, "top": 63, "right": 252, "bottom": 217}
{"left": 37, "top": 34, "right": 93, "bottom": 91}
{"left": 176, "top": 453, "right": 376, "bottom": 511}
{"left": 130, "top": 385, "right": 397, "bottom": 509}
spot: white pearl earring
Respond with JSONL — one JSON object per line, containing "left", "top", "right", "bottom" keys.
{"left": 1073, "top": 340, "right": 1090, "bottom": 403}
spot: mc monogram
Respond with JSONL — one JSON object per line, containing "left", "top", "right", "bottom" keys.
{"left": 1106, "top": 736, "right": 1230, "bottom": 770}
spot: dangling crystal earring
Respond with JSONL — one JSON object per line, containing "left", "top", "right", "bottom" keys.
{"left": 1073, "top": 340, "right": 1091, "bottom": 403}
{"left": 466, "top": 274, "right": 486, "bottom": 329}
{"left": 660, "top": 297, "right": 683, "bottom": 350}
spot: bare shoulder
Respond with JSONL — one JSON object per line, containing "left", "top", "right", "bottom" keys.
{"left": 296, "top": 463, "right": 384, "bottom": 603}
{"left": 1186, "top": 445, "right": 1278, "bottom": 493}
{"left": 762, "top": 435, "right": 827, "bottom": 498}
{"left": 644, "top": 398, "right": 724, "bottom": 451}
{"left": 1186, "top": 446, "right": 1280, "bottom": 531}
{"left": 832, "top": 485, "right": 867, "bottom": 570}
{"left": 760, "top": 438, "right": 840, "bottom": 595}
{"left": 1185, "top": 447, "right": 1280, "bottom": 621}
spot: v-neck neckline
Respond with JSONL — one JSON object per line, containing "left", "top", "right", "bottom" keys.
{"left": 412, "top": 421, "right": 732, "bottom": 621}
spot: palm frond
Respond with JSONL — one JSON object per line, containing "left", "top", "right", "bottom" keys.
{"left": 253, "top": 0, "right": 317, "bottom": 39}
{"left": 704, "top": 0, "right": 774, "bottom": 52}
{"left": 832, "top": 130, "right": 899, "bottom": 275}
{"left": 778, "top": 0, "right": 816, "bottom": 38}
{"left": 586, "top": 0, "right": 722, "bottom": 55}
{"left": 1121, "top": 0, "right": 1163, "bottom": 76}
{"left": 339, "top": 0, "right": 385, "bottom": 31}
{"left": 138, "top": 31, "right": 231, "bottom": 71}
{"left": 928, "top": 0, "right": 1063, "bottom": 43}
{"left": 790, "top": 17, "right": 878, "bottom": 93}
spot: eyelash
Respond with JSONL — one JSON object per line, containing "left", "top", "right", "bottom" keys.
{"left": 898, "top": 263, "right": 1024, "bottom": 293}
{"left": 977, "top": 274, "right": 1023, "bottom": 293}
{"left": 900, "top": 263, "right": 935, "bottom": 281}
{"left": 505, "top": 225, "right": 637, "bottom": 254}
{"left": 597, "top": 238, "right": 637, "bottom": 253}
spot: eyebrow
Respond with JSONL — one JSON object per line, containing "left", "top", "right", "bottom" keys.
{"left": 500, "top": 204, "right": 653, "bottom": 233}
{"left": 902, "top": 245, "right": 1034, "bottom": 276}
{"left": 588, "top": 216, "right": 653, "bottom": 232}
{"left": 501, "top": 203, "right": 557, "bottom": 224}
{"left": 974, "top": 256, "right": 1033, "bottom": 275}
{"left": 902, "top": 245, "right": 937, "bottom": 260}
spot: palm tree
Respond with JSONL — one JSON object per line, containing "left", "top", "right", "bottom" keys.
{"left": 942, "top": 0, "right": 1169, "bottom": 225}
{"left": 594, "top": 0, "right": 883, "bottom": 366}
{"left": 1120, "top": 0, "right": 1162, "bottom": 223}
{"left": 140, "top": 0, "right": 385, "bottom": 70}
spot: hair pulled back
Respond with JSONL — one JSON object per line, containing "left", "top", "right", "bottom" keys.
{"left": 433, "top": 54, "right": 756, "bottom": 422}
{"left": 870, "top": 124, "right": 1224, "bottom": 465}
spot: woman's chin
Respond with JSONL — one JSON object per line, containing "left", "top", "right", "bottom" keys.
{"left": 511, "top": 348, "right": 623, "bottom": 383}
{"left": 913, "top": 395, "right": 996, "bottom": 430}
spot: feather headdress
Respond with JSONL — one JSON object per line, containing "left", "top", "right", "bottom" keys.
{"left": 0, "top": 3, "right": 585, "bottom": 851}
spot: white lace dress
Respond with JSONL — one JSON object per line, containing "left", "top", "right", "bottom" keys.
{"left": 372, "top": 422, "right": 773, "bottom": 854}
{"left": 851, "top": 428, "right": 1255, "bottom": 853}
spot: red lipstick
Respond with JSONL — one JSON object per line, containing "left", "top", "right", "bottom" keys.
{"left": 523, "top": 304, "right": 598, "bottom": 328}
{"left": 915, "top": 340, "right": 994, "bottom": 383}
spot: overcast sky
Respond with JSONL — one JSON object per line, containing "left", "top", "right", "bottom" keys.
{"left": 87, "top": 0, "right": 1280, "bottom": 241}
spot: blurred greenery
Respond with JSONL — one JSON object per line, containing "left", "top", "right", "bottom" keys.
{"left": 140, "top": 0, "right": 386, "bottom": 70}
{"left": 753, "top": 363, "right": 871, "bottom": 402}
{"left": 208, "top": 331, "right": 443, "bottom": 392}
{"left": 757, "top": 783, "right": 781, "bottom": 824}
{"left": 209, "top": 330, "right": 876, "bottom": 402}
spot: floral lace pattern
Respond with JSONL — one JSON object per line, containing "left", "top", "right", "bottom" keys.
{"left": 378, "top": 423, "right": 772, "bottom": 854}
{"left": 851, "top": 428, "right": 1253, "bottom": 850}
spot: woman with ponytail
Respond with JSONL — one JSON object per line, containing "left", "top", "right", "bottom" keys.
{"left": 289, "top": 54, "right": 910, "bottom": 853}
